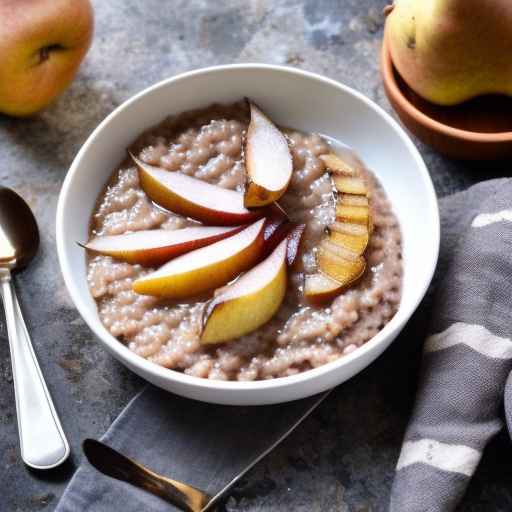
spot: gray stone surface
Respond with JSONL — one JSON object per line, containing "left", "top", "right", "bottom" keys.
{"left": 1, "top": 0, "right": 511, "bottom": 510}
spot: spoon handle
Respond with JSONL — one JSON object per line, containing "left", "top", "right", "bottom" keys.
{"left": 83, "top": 439, "right": 211, "bottom": 512}
{"left": 0, "top": 269, "right": 69, "bottom": 469}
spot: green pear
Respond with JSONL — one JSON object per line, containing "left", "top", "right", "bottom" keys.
{"left": 385, "top": 0, "right": 512, "bottom": 106}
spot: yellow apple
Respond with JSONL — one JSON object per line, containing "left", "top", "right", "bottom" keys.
{"left": 0, "top": 0, "right": 94, "bottom": 117}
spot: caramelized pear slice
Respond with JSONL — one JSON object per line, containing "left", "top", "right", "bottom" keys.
{"left": 320, "top": 153, "right": 356, "bottom": 176}
{"left": 201, "top": 239, "right": 287, "bottom": 344}
{"left": 320, "top": 239, "right": 359, "bottom": 262}
{"left": 339, "top": 194, "right": 369, "bottom": 207}
{"left": 329, "top": 220, "right": 369, "bottom": 237}
{"left": 244, "top": 102, "right": 293, "bottom": 208}
{"left": 333, "top": 176, "right": 367, "bottom": 196}
{"left": 328, "top": 229, "right": 369, "bottom": 256}
{"left": 335, "top": 203, "right": 369, "bottom": 225}
{"left": 317, "top": 246, "right": 366, "bottom": 286}
{"left": 304, "top": 272, "right": 346, "bottom": 303}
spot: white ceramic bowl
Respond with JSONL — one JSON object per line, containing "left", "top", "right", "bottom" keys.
{"left": 56, "top": 64, "right": 439, "bottom": 405}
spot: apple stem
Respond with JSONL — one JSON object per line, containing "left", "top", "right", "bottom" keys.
{"left": 39, "top": 44, "right": 64, "bottom": 63}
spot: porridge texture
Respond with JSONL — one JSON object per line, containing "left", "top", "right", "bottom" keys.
{"left": 87, "top": 102, "right": 402, "bottom": 381}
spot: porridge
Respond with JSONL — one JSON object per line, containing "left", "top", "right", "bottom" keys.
{"left": 86, "top": 101, "right": 402, "bottom": 381}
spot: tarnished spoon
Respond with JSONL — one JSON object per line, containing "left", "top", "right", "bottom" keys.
{"left": 83, "top": 439, "right": 212, "bottom": 512}
{"left": 0, "top": 187, "right": 69, "bottom": 469}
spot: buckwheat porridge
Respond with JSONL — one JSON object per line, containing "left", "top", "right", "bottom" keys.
{"left": 86, "top": 101, "right": 402, "bottom": 381}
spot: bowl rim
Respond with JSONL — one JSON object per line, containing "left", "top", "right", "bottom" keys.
{"left": 381, "top": 29, "right": 512, "bottom": 143}
{"left": 56, "top": 63, "right": 440, "bottom": 394}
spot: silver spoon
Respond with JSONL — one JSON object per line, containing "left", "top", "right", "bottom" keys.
{"left": 0, "top": 187, "right": 69, "bottom": 469}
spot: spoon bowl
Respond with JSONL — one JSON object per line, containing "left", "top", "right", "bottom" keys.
{"left": 0, "top": 187, "right": 39, "bottom": 268}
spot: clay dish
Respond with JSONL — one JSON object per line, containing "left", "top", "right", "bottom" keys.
{"left": 381, "top": 28, "right": 512, "bottom": 160}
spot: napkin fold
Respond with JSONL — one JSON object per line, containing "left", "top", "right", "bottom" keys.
{"left": 390, "top": 178, "right": 512, "bottom": 511}
{"left": 55, "top": 387, "right": 325, "bottom": 512}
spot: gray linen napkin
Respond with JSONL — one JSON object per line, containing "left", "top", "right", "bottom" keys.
{"left": 55, "top": 388, "right": 325, "bottom": 511}
{"left": 390, "top": 178, "right": 512, "bottom": 511}
{"left": 57, "top": 178, "right": 512, "bottom": 511}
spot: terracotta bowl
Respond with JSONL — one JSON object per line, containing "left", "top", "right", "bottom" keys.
{"left": 381, "top": 29, "right": 512, "bottom": 160}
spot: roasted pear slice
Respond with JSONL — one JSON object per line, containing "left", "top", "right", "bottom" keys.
{"left": 320, "top": 153, "right": 356, "bottom": 176}
{"left": 333, "top": 176, "right": 368, "bottom": 196}
{"left": 305, "top": 152, "right": 371, "bottom": 302}
{"left": 329, "top": 220, "right": 369, "bottom": 237}
{"left": 304, "top": 272, "right": 346, "bottom": 303}
{"left": 320, "top": 239, "right": 360, "bottom": 262}
{"left": 335, "top": 203, "right": 369, "bottom": 225}
{"left": 244, "top": 102, "right": 293, "bottom": 208}
{"left": 200, "top": 239, "right": 287, "bottom": 344}
{"left": 328, "top": 229, "right": 369, "bottom": 256}
{"left": 317, "top": 246, "right": 366, "bottom": 287}
{"left": 339, "top": 194, "right": 369, "bottom": 207}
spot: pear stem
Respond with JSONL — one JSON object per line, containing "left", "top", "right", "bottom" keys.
{"left": 383, "top": 4, "right": 394, "bottom": 16}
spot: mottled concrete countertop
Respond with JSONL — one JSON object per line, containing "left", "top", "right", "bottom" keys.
{"left": 1, "top": 1, "right": 511, "bottom": 510}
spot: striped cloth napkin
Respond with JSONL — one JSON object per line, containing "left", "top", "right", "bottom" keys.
{"left": 390, "top": 178, "right": 512, "bottom": 511}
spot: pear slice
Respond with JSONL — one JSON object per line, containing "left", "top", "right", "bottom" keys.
{"left": 200, "top": 239, "right": 287, "bottom": 344}
{"left": 133, "top": 219, "right": 266, "bottom": 299}
{"left": 304, "top": 272, "right": 346, "bottom": 303}
{"left": 335, "top": 203, "right": 369, "bottom": 225}
{"left": 132, "top": 155, "right": 262, "bottom": 226}
{"left": 320, "top": 153, "right": 356, "bottom": 176}
{"left": 243, "top": 102, "right": 293, "bottom": 208}
{"left": 83, "top": 225, "right": 243, "bottom": 266}
{"left": 333, "top": 176, "right": 367, "bottom": 196}
{"left": 328, "top": 229, "right": 369, "bottom": 256}
{"left": 305, "top": 153, "right": 371, "bottom": 302}
{"left": 339, "top": 194, "right": 369, "bottom": 207}
{"left": 320, "top": 239, "right": 360, "bottom": 262}
{"left": 329, "top": 221, "right": 369, "bottom": 237}
{"left": 317, "top": 246, "right": 366, "bottom": 287}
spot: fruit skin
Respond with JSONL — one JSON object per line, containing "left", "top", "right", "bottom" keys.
{"left": 261, "top": 214, "right": 305, "bottom": 266}
{"left": 82, "top": 225, "right": 243, "bottom": 267}
{"left": 200, "top": 239, "right": 287, "bottom": 345}
{"left": 244, "top": 102, "right": 293, "bottom": 208}
{"left": 0, "top": 0, "right": 94, "bottom": 117}
{"left": 132, "top": 155, "right": 262, "bottom": 226}
{"left": 385, "top": 0, "right": 512, "bottom": 106}
{"left": 132, "top": 219, "right": 266, "bottom": 299}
